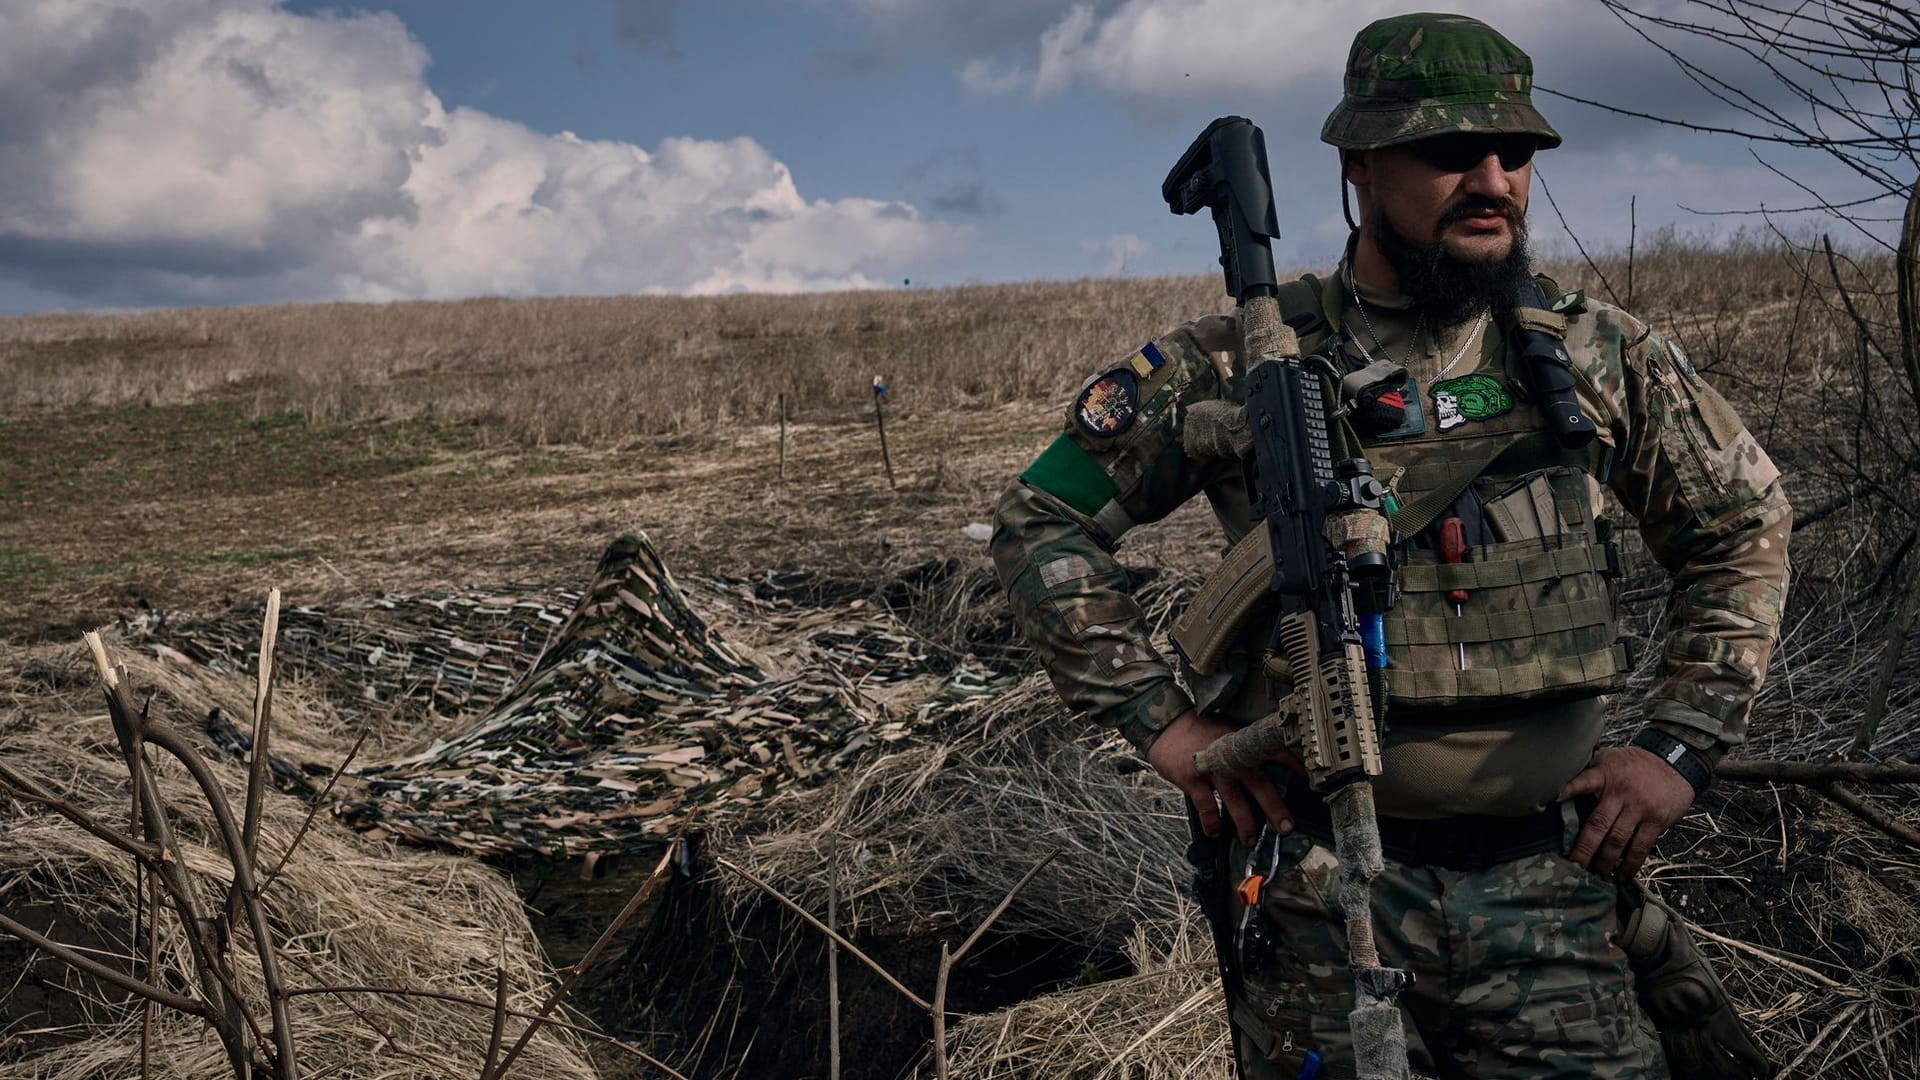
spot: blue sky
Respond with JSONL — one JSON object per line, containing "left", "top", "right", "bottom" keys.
{"left": 0, "top": 0, "right": 1898, "bottom": 313}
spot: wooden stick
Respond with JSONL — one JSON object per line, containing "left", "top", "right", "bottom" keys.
{"left": 1684, "top": 923, "right": 1850, "bottom": 989}
{"left": 778, "top": 393, "right": 787, "bottom": 483}
{"left": 1816, "top": 782, "right": 1920, "bottom": 849}
{"left": 1854, "top": 568, "right": 1919, "bottom": 758}
{"left": 83, "top": 633, "right": 252, "bottom": 1077}
{"left": 716, "top": 857, "right": 931, "bottom": 1012}
{"left": 0, "top": 762, "right": 163, "bottom": 861}
{"left": 481, "top": 940, "right": 510, "bottom": 1080}
{"left": 242, "top": 588, "right": 282, "bottom": 869}
{"left": 485, "top": 839, "right": 679, "bottom": 1080}
{"left": 828, "top": 860, "right": 842, "bottom": 1080}
{"left": 1714, "top": 760, "right": 1920, "bottom": 784}
{"left": 949, "top": 850, "right": 1058, "bottom": 968}
{"left": 933, "top": 941, "right": 953, "bottom": 1080}
{"left": 1626, "top": 195, "right": 1636, "bottom": 308}
{"left": 140, "top": 720, "right": 301, "bottom": 1078}
{"left": 259, "top": 728, "right": 370, "bottom": 895}
{"left": 143, "top": 872, "right": 160, "bottom": 1079}
{"left": 872, "top": 376, "right": 895, "bottom": 489}
{"left": 1896, "top": 176, "right": 1920, "bottom": 413}
{"left": 933, "top": 849, "right": 1061, "bottom": 1080}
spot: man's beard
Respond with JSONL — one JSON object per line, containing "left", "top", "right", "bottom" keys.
{"left": 1372, "top": 199, "right": 1534, "bottom": 327}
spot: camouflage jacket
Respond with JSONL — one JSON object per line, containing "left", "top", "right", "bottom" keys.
{"left": 990, "top": 274, "right": 1791, "bottom": 769}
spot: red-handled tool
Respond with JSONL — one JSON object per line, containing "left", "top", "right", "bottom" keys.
{"left": 1439, "top": 516, "right": 1469, "bottom": 669}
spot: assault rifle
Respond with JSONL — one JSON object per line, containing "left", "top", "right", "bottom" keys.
{"left": 1163, "top": 116, "right": 1412, "bottom": 1080}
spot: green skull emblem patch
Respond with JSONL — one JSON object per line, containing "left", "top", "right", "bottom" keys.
{"left": 1432, "top": 373, "right": 1514, "bottom": 431}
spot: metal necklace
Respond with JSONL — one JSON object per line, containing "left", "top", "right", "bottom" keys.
{"left": 1432, "top": 310, "right": 1491, "bottom": 381}
{"left": 1346, "top": 262, "right": 1422, "bottom": 367}
{"left": 1346, "top": 263, "right": 1490, "bottom": 379}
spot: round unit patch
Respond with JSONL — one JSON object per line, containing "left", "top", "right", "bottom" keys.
{"left": 1431, "top": 373, "right": 1514, "bottom": 432}
{"left": 1075, "top": 369, "right": 1140, "bottom": 438}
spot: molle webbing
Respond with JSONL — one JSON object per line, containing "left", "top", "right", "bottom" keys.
{"left": 1383, "top": 428, "right": 1599, "bottom": 539}
{"left": 1386, "top": 432, "right": 1525, "bottom": 536}
{"left": 1390, "top": 642, "right": 1631, "bottom": 700}
{"left": 1384, "top": 596, "right": 1613, "bottom": 646}
{"left": 1398, "top": 541, "right": 1616, "bottom": 593}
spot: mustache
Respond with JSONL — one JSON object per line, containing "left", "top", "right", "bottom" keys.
{"left": 1439, "top": 197, "right": 1520, "bottom": 228}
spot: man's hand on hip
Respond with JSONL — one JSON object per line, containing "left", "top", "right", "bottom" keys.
{"left": 1559, "top": 745, "right": 1697, "bottom": 880}
{"left": 1146, "top": 710, "right": 1297, "bottom": 843}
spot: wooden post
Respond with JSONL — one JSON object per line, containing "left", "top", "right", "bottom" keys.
{"left": 778, "top": 393, "right": 787, "bottom": 483}
{"left": 828, "top": 863, "right": 842, "bottom": 1080}
{"left": 1626, "top": 195, "right": 1636, "bottom": 308}
{"left": 872, "top": 375, "right": 895, "bottom": 489}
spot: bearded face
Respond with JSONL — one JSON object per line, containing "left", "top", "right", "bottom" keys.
{"left": 1371, "top": 196, "right": 1535, "bottom": 327}
{"left": 1351, "top": 137, "right": 1541, "bottom": 326}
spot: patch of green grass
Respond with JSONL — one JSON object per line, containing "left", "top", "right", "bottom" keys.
{"left": 0, "top": 547, "right": 53, "bottom": 582}
{"left": 0, "top": 403, "right": 489, "bottom": 510}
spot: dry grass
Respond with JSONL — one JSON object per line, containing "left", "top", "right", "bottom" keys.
{"left": 0, "top": 641, "right": 600, "bottom": 1079}
{"left": 0, "top": 279, "right": 1225, "bottom": 444}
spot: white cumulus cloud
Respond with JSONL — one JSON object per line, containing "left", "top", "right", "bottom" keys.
{"left": 0, "top": 0, "right": 965, "bottom": 308}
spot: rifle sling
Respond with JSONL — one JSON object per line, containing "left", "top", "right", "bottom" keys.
{"left": 1173, "top": 430, "right": 1537, "bottom": 674}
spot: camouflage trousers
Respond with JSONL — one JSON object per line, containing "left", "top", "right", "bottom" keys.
{"left": 1223, "top": 804, "right": 1667, "bottom": 1080}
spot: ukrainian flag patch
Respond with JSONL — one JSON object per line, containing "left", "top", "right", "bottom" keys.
{"left": 1126, "top": 341, "right": 1166, "bottom": 379}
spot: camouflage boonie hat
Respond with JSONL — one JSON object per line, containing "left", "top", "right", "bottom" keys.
{"left": 1321, "top": 12, "right": 1561, "bottom": 152}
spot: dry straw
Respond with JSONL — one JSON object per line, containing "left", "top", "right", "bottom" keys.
{"left": 0, "top": 641, "right": 600, "bottom": 1080}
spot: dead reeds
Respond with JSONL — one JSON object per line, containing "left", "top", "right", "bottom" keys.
{"left": 0, "top": 630, "right": 604, "bottom": 1079}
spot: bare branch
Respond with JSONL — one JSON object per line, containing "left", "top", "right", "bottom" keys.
{"left": 716, "top": 856, "right": 933, "bottom": 1013}
{"left": 241, "top": 588, "right": 282, "bottom": 872}
{"left": 1715, "top": 759, "right": 1920, "bottom": 783}
{"left": 139, "top": 719, "right": 301, "bottom": 1078}
{"left": 1824, "top": 234, "right": 1897, "bottom": 364}
{"left": 1816, "top": 782, "right": 1920, "bottom": 848}
{"left": 83, "top": 632, "right": 251, "bottom": 1076}
{"left": 258, "top": 727, "right": 370, "bottom": 896}
{"left": 0, "top": 761, "right": 163, "bottom": 863}
{"left": 0, "top": 910, "right": 207, "bottom": 1015}
{"left": 1533, "top": 168, "right": 1622, "bottom": 307}
{"left": 484, "top": 838, "right": 680, "bottom": 1080}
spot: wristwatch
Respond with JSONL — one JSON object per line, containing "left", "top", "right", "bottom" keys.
{"left": 1630, "top": 728, "right": 1713, "bottom": 796}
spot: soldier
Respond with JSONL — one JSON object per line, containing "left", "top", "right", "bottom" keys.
{"left": 990, "top": 12, "right": 1789, "bottom": 1080}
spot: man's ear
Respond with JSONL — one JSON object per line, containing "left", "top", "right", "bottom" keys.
{"left": 1342, "top": 149, "right": 1371, "bottom": 187}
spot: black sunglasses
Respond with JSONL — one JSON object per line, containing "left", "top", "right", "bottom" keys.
{"left": 1406, "top": 134, "right": 1538, "bottom": 173}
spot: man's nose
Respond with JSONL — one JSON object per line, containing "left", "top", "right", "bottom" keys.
{"left": 1461, "top": 152, "right": 1514, "bottom": 199}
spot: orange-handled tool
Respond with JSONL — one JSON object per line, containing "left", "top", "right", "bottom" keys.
{"left": 1439, "top": 516, "right": 1469, "bottom": 668}
{"left": 1439, "top": 517, "right": 1469, "bottom": 604}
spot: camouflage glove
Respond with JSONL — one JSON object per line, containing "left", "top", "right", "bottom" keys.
{"left": 1619, "top": 887, "right": 1776, "bottom": 1080}
{"left": 1182, "top": 400, "right": 1252, "bottom": 460}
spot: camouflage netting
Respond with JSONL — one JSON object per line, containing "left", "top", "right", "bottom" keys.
{"left": 138, "top": 532, "right": 1015, "bottom": 858}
